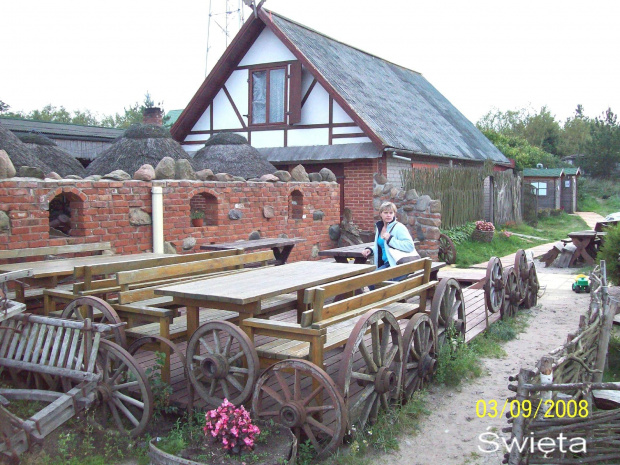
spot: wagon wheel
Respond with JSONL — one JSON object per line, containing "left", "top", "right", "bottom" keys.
{"left": 524, "top": 263, "right": 540, "bottom": 309}
{"left": 252, "top": 359, "right": 346, "bottom": 460}
{"left": 484, "top": 257, "right": 504, "bottom": 314}
{"left": 61, "top": 296, "right": 127, "bottom": 348}
{"left": 337, "top": 309, "right": 403, "bottom": 427}
{"left": 401, "top": 313, "right": 437, "bottom": 401}
{"left": 431, "top": 278, "right": 466, "bottom": 346}
{"left": 438, "top": 234, "right": 457, "bottom": 265}
{"left": 514, "top": 250, "right": 528, "bottom": 305}
{"left": 501, "top": 269, "right": 520, "bottom": 319}
{"left": 186, "top": 321, "right": 258, "bottom": 407}
{"left": 95, "top": 339, "right": 153, "bottom": 437}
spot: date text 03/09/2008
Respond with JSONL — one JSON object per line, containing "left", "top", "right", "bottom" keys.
{"left": 475, "top": 399, "right": 588, "bottom": 420}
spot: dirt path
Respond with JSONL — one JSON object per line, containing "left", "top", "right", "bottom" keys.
{"left": 374, "top": 261, "right": 593, "bottom": 465}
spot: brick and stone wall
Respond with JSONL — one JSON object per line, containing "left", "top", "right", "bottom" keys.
{"left": 0, "top": 179, "right": 340, "bottom": 262}
{"left": 343, "top": 159, "right": 378, "bottom": 232}
{"left": 372, "top": 174, "right": 441, "bottom": 260}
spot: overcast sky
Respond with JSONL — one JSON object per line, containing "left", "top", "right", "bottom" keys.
{"left": 1, "top": 0, "right": 618, "bottom": 125}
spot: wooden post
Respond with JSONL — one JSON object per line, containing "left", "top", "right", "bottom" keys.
{"left": 538, "top": 355, "right": 554, "bottom": 414}
{"left": 508, "top": 369, "right": 533, "bottom": 465}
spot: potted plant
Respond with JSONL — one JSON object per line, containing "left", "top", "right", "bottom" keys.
{"left": 472, "top": 220, "right": 495, "bottom": 242}
{"left": 149, "top": 399, "right": 297, "bottom": 465}
{"left": 190, "top": 210, "right": 205, "bottom": 227}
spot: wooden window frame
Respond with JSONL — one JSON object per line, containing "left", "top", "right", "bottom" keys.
{"left": 249, "top": 65, "right": 289, "bottom": 127}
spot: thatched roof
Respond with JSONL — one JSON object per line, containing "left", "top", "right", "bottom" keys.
{"left": 0, "top": 123, "right": 52, "bottom": 173}
{"left": 193, "top": 134, "right": 276, "bottom": 179}
{"left": 86, "top": 124, "right": 195, "bottom": 176}
{"left": 19, "top": 134, "right": 86, "bottom": 178}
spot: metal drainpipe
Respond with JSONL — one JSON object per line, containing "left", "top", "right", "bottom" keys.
{"left": 152, "top": 185, "right": 164, "bottom": 253}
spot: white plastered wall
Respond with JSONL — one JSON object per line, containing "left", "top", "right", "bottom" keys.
{"left": 386, "top": 156, "right": 412, "bottom": 187}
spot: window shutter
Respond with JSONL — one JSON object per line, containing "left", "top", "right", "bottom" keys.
{"left": 288, "top": 61, "right": 302, "bottom": 124}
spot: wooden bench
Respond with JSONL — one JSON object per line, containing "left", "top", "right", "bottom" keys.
{"left": 0, "top": 242, "right": 113, "bottom": 305}
{"left": 242, "top": 258, "right": 436, "bottom": 370}
{"left": 0, "top": 242, "right": 112, "bottom": 262}
{"left": 43, "top": 249, "right": 239, "bottom": 314}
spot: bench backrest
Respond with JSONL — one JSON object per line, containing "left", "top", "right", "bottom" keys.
{"left": 73, "top": 249, "right": 239, "bottom": 291}
{"left": 0, "top": 242, "right": 112, "bottom": 260}
{"left": 115, "top": 250, "right": 275, "bottom": 304}
{"left": 302, "top": 258, "right": 434, "bottom": 328}
{"left": 0, "top": 314, "right": 110, "bottom": 380}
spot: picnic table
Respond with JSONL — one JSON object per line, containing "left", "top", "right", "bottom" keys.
{"left": 567, "top": 230, "right": 606, "bottom": 267}
{"left": 318, "top": 241, "right": 444, "bottom": 280}
{"left": 0, "top": 253, "right": 172, "bottom": 303}
{"left": 200, "top": 237, "right": 306, "bottom": 265}
{"left": 155, "top": 260, "right": 375, "bottom": 339}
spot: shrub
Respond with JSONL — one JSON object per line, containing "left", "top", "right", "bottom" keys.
{"left": 597, "top": 224, "right": 620, "bottom": 285}
{"left": 442, "top": 222, "right": 476, "bottom": 244}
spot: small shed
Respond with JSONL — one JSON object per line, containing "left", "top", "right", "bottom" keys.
{"left": 560, "top": 167, "right": 581, "bottom": 213}
{"left": 523, "top": 167, "right": 581, "bottom": 213}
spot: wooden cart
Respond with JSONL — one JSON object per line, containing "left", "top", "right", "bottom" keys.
{"left": 0, "top": 271, "right": 154, "bottom": 462}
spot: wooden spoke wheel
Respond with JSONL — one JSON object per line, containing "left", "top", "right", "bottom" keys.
{"left": 501, "top": 269, "right": 520, "bottom": 319}
{"left": 438, "top": 234, "right": 457, "bottom": 265}
{"left": 186, "top": 321, "right": 258, "bottom": 407}
{"left": 431, "top": 278, "right": 466, "bottom": 345}
{"left": 61, "top": 296, "right": 127, "bottom": 348}
{"left": 524, "top": 263, "right": 540, "bottom": 309}
{"left": 514, "top": 250, "right": 528, "bottom": 305}
{"left": 95, "top": 339, "right": 153, "bottom": 437}
{"left": 337, "top": 309, "right": 403, "bottom": 427}
{"left": 252, "top": 359, "right": 346, "bottom": 460}
{"left": 484, "top": 257, "right": 505, "bottom": 314}
{"left": 401, "top": 313, "right": 437, "bottom": 401}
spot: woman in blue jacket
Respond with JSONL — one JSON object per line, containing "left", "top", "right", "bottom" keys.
{"left": 361, "top": 201, "right": 419, "bottom": 273}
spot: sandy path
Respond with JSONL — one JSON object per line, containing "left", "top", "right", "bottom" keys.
{"left": 374, "top": 261, "right": 592, "bottom": 465}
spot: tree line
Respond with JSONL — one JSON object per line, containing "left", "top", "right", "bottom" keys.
{"left": 0, "top": 93, "right": 165, "bottom": 130}
{"left": 477, "top": 105, "right": 620, "bottom": 177}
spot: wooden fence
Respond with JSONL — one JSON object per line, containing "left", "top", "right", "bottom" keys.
{"left": 400, "top": 164, "right": 522, "bottom": 229}
{"left": 506, "top": 262, "right": 620, "bottom": 464}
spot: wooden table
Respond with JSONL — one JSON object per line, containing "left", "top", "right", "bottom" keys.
{"left": 0, "top": 253, "right": 172, "bottom": 302}
{"left": 200, "top": 237, "right": 306, "bottom": 265}
{"left": 156, "top": 261, "right": 375, "bottom": 338}
{"left": 318, "top": 241, "right": 421, "bottom": 264}
{"left": 567, "top": 231, "right": 604, "bottom": 267}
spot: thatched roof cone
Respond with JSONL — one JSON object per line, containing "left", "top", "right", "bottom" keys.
{"left": 85, "top": 124, "right": 195, "bottom": 176}
{"left": 193, "top": 133, "right": 276, "bottom": 179}
{"left": 0, "top": 123, "right": 52, "bottom": 173}
{"left": 19, "top": 134, "right": 86, "bottom": 178}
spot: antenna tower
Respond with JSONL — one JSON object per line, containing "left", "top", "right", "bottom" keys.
{"left": 205, "top": 0, "right": 248, "bottom": 76}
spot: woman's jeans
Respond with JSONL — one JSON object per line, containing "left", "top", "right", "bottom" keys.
{"left": 368, "top": 263, "right": 407, "bottom": 290}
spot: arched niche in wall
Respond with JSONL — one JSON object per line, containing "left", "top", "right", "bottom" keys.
{"left": 190, "top": 192, "right": 218, "bottom": 226}
{"left": 289, "top": 189, "right": 304, "bottom": 220}
{"left": 48, "top": 192, "right": 83, "bottom": 237}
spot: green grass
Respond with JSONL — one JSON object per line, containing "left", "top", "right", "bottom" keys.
{"left": 578, "top": 177, "right": 620, "bottom": 216}
{"left": 449, "top": 213, "right": 589, "bottom": 268}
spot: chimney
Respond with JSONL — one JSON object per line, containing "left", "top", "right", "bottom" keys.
{"left": 143, "top": 107, "right": 163, "bottom": 126}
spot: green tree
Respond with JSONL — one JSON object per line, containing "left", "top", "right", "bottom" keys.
{"left": 0, "top": 100, "right": 10, "bottom": 113}
{"left": 584, "top": 108, "right": 620, "bottom": 177}
{"left": 523, "top": 106, "right": 561, "bottom": 154}
{"left": 482, "top": 129, "right": 561, "bottom": 170}
{"left": 558, "top": 106, "right": 592, "bottom": 156}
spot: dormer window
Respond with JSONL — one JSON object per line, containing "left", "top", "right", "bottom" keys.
{"left": 248, "top": 62, "right": 302, "bottom": 126}
{"left": 251, "top": 67, "right": 286, "bottom": 125}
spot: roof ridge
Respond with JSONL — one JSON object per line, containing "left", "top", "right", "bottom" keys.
{"left": 0, "top": 116, "right": 123, "bottom": 131}
{"left": 265, "top": 8, "right": 423, "bottom": 76}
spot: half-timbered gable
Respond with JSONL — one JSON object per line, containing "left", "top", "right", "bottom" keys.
{"left": 172, "top": 7, "right": 511, "bottom": 229}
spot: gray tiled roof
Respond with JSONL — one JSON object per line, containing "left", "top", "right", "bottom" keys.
{"left": 259, "top": 142, "right": 380, "bottom": 164}
{"left": 270, "top": 12, "right": 509, "bottom": 164}
{"left": 523, "top": 168, "right": 564, "bottom": 178}
{"left": 0, "top": 117, "right": 123, "bottom": 141}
